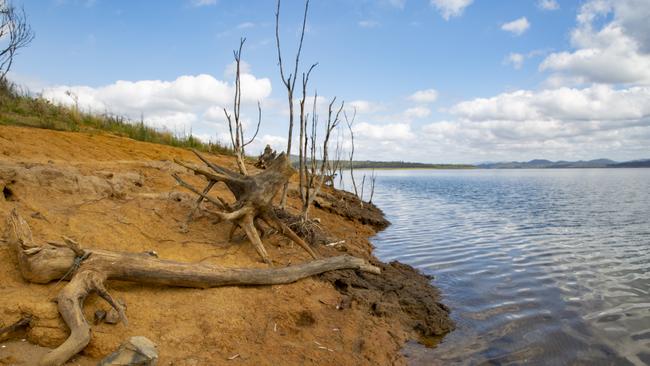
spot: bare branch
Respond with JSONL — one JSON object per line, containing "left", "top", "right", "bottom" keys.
{"left": 344, "top": 108, "right": 358, "bottom": 198}
{"left": 0, "top": 2, "right": 35, "bottom": 79}
{"left": 276, "top": 0, "right": 312, "bottom": 208}
{"left": 243, "top": 101, "right": 262, "bottom": 147}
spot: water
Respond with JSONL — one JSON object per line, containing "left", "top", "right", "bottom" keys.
{"left": 344, "top": 169, "right": 650, "bottom": 365}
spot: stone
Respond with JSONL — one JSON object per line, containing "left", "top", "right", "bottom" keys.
{"left": 98, "top": 336, "right": 158, "bottom": 366}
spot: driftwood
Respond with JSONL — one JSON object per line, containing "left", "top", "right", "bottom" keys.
{"left": 173, "top": 150, "right": 317, "bottom": 264}
{"left": 5, "top": 209, "right": 380, "bottom": 366}
{"left": 254, "top": 144, "right": 277, "bottom": 169}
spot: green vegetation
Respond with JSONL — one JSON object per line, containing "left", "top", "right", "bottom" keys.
{"left": 0, "top": 79, "right": 232, "bottom": 155}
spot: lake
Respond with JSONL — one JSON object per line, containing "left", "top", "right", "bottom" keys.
{"left": 343, "top": 169, "right": 650, "bottom": 365}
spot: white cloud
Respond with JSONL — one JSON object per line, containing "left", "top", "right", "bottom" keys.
{"left": 354, "top": 122, "right": 414, "bottom": 141}
{"left": 224, "top": 60, "right": 252, "bottom": 78}
{"left": 408, "top": 88, "right": 439, "bottom": 103}
{"left": 348, "top": 100, "right": 381, "bottom": 114}
{"left": 430, "top": 0, "right": 473, "bottom": 20}
{"left": 501, "top": 17, "right": 530, "bottom": 36}
{"left": 538, "top": 0, "right": 559, "bottom": 11}
{"left": 450, "top": 85, "right": 650, "bottom": 122}
{"left": 41, "top": 73, "right": 271, "bottom": 132}
{"left": 358, "top": 20, "right": 380, "bottom": 28}
{"left": 411, "top": 85, "right": 650, "bottom": 162}
{"left": 403, "top": 106, "right": 431, "bottom": 119}
{"left": 539, "top": 0, "right": 650, "bottom": 85}
{"left": 190, "top": 0, "right": 216, "bottom": 6}
{"left": 505, "top": 53, "right": 525, "bottom": 69}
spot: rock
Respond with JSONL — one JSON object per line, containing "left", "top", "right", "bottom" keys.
{"left": 94, "top": 310, "right": 107, "bottom": 324}
{"left": 99, "top": 336, "right": 158, "bottom": 366}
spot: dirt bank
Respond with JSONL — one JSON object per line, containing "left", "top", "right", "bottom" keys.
{"left": 0, "top": 125, "right": 453, "bottom": 365}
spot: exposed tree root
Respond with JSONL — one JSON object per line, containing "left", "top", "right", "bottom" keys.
{"left": 173, "top": 150, "right": 317, "bottom": 264}
{"left": 5, "top": 209, "right": 380, "bottom": 366}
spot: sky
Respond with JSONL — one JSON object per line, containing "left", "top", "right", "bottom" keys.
{"left": 7, "top": 0, "right": 650, "bottom": 164}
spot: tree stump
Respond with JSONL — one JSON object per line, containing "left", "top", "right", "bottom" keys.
{"left": 173, "top": 149, "right": 316, "bottom": 264}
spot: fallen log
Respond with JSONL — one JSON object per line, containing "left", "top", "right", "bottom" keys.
{"left": 5, "top": 209, "right": 380, "bottom": 366}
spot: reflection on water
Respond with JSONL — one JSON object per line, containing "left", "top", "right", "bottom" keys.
{"left": 344, "top": 169, "right": 650, "bottom": 365}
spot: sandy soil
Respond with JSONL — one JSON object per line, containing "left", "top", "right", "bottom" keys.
{"left": 0, "top": 125, "right": 452, "bottom": 365}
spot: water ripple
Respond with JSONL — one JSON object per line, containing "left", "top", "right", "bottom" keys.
{"left": 345, "top": 169, "right": 650, "bottom": 365}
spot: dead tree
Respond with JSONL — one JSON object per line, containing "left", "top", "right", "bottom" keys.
{"left": 327, "top": 126, "right": 345, "bottom": 188}
{"left": 297, "top": 63, "right": 317, "bottom": 206}
{"left": 173, "top": 149, "right": 318, "bottom": 264}
{"left": 360, "top": 174, "right": 366, "bottom": 201}
{"left": 302, "top": 96, "right": 344, "bottom": 220}
{"left": 369, "top": 169, "right": 377, "bottom": 204}
{"left": 5, "top": 209, "right": 379, "bottom": 366}
{"left": 344, "top": 108, "right": 359, "bottom": 198}
{"left": 275, "top": 0, "right": 310, "bottom": 207}
{"left": 0, "top": 1, "right": 34, "bottom": 80}
{"left": 223, "top": 38, "right": 261, "bottom": 176}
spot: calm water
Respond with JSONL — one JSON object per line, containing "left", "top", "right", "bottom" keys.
{"left": 345, "top": 169, "right": 650, "bottom": 365}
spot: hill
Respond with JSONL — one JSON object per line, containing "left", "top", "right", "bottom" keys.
{"left": 477, "top": 158, "right": 650, "bottom": 169}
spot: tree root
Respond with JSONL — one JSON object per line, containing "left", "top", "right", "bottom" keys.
{"left": 173, "top": 150, "right": 318, "bottom": 264}
{"left": 5, "top": 209, "right": 380, "bottom": 366}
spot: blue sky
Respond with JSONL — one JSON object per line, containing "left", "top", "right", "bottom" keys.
{"left": 9, "top": 0, "right": 650, "bottom": 163}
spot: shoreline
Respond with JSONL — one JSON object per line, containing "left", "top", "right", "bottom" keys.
{"left": 0, "top": 125, "right": 453, "bottom": 365}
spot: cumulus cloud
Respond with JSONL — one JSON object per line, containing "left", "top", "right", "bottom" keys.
{"left": 450, "top": 85, "right": 650, "bottom": 122}
{"left": 538, "top": 0, "right": 559, "bottom": 11}
{"left": 355, "top": 122, "right": 414, "bottom": 141}
{"left": 408, "top": 88, "right": 438, "bottom": 103}
{"left": 348, "top": 100, "right": 382, "bottom": 114}
{"left": 403, "top": 106, "right": 431, "bottom": 119}
{"left": 540, "top": 0, "right": 650, "bottom": 85}
{"left": 501, "top": 17, "right": 530, "bottom": 36}
{"left": 405, "top": 85, "right": 650, "bottom": 162}
{"left": 505, "top": 53, "right": 525, "bottom": 69}
{"left": 430, "top": 0, "right": 473, "bottom": 20}
{"left": 41, "top": 73, "right": 271, "bottom": 134}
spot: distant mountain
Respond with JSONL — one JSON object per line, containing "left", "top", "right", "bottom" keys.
{"left": 608, "top": 159, "right": 650, "bottom": 168}
{"left": 478, "top": 159, "right": 623, "bottom": 169}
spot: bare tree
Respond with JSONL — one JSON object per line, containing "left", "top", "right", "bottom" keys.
{"left": 301, "top": 96, "right": 344, "bottom": 220}
{"left": 0, "top": 1, "right": 34, "bottom": 80}
{"left": 368, "top": 168, "right": 377, "bottom": 204}
{"left": 327, "top": 126, "right": 344, "bottom": 188}
{"left": 344, "top": 108, "right": 358, "bottom": 198}
{"left": 298, "top": 63, "right": 317, "bottom": 204}
{"left": 275, "top": 0, "right": 310, "bottom": 207}
{"left": 223, "top": 38, "right": 261, "bottom": 176}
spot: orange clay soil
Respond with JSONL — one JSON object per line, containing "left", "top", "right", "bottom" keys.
{"left": 0, "top": 125, "right": 453, "bottom": 365}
